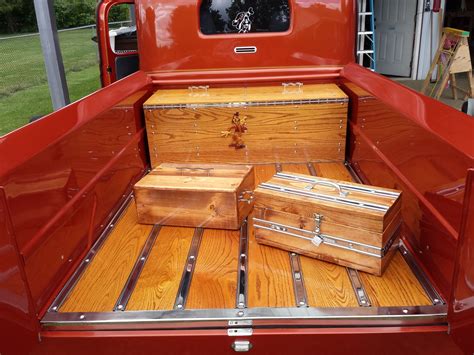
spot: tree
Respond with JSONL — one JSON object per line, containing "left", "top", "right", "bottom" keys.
{"left": 0, "top": 0, "right": 122, "bottom": 34}
{"left": 0, "top": 0, "right": 36, "bottom": 34}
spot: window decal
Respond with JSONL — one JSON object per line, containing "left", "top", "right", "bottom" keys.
{"left": 232, "top": 7, "right": 254, "bottom": 33}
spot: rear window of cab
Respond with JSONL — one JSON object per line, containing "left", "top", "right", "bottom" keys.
{"left": 200, "top": 0, "right": 291, "bottom": 35}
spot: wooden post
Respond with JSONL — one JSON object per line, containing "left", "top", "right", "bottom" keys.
{"left": 421, "top": 33, "right": 446, "bottom": 95}
{"left": 422, "top": 28, "right": 473, "bottom": 100}
{"left": 450, "top": 74, "right": 458, "bottom": 100}
{"left": 468, "top": 70, "right": 474, "bottom": 99}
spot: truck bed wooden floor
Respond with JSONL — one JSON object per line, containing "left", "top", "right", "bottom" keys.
{"left": 56, "top": 162, "right": 436, "bottom": 315}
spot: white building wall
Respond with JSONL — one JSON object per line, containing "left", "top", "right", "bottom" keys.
{"left": 413, "top": 0, "right": 446, "bottom": 80}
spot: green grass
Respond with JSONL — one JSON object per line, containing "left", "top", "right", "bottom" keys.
{"left": 0, "top": 28, "right": 101, "bottom": 136}
{"left": 0, "top": 66, "right": 100, "bottom": 135}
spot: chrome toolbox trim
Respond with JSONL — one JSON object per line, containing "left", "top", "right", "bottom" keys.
{"left": 253, "top": 218, "right": 399, "bottom": 258}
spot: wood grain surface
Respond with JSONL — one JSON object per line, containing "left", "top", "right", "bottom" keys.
{"left": 146, "top": 103, "right": 347, "bottom": 165}
{"left": 300, "top": 256, "right": 359, "bottom": 307}
{"left": 315, "top": 162, "right": 431, "bottom": 305}
{"left": 60, "top": 200, "right": 152, "bottom": 312}
{"left": 281, "top": 164, "right": 358, "bottom": 307}
{"left": 127, "top": 226, "right": 194, "bottom": 310}
{"left": 58, "top": 163, "right": 432, "bottom": 313}
{"left": 134, "top": 164, "right": 255, "bottom": 229}
{"left": 360, "top": 252, "right": 432, "bottom": 306}
{"left": 144, "top": 84, "right": 348, "bottom": 106}
{"left": 186, "top": 229, "right": 239, "bottom": 309}
{"left": 248, "top": 164, "right": 295, "bottom": 308}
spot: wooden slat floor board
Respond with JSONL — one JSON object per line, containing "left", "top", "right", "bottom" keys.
{"left": 247, "top": 164, "right": 296, "bottom": 308}
{"left": 127, "top": 226, "right": 194, "bottom": 311}
{"left": 281, "top": 164, "right": 359, "bottom": 307}
{"left": 186, "top": 229, "right": 240, "bottom": 309}
{"left": 60, "top": 199, "right": 152, "bottom": 312}
{"left": 57, "top": 162, "right": 432, "bottom": 313}
{"left": 312, "top": 162, "right": 432, "bottom": 307}
{"left": 360, "top": 252, "right": 432, "bottom": 306}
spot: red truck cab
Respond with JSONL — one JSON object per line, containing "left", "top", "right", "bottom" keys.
{"left": 0, "top": 0, "right": 473, "bottom": 354}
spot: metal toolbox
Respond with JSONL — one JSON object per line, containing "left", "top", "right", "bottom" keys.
{"left": 134, "top": 163, "right": 255, "bottom": 230}
{"left": 253, "top": 172, "right": 402, "bottom": 276}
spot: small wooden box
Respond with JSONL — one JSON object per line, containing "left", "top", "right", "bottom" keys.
{"left": 253, "top": 172, "right": 402, "bottom": 276}
{"left": 134, "top": 163, "right": 255, "bottom": 230}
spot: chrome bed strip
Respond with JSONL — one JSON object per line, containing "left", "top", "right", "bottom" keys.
{"left": 174, "top": 228, "right": 204, "bottom": 310}
{"left": 113, "top": 225, "right": 162, "bottom": 311}
{"left": 47, "top": 194, "right": 134, "bottom": 313}
{"left": 41, "top": 305, "right": 447, "bottom": 329}
{"left": 399, "top": 242, "right": 444, "bottom": 305}
{"left": 289, "top": 252, "right": 308, "bottom": 307}
{"left": 236, "top": 219, "right": 249, "bottom": 309}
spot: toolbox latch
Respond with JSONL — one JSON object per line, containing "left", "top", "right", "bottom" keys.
{"left": 239, "top": 190, "right": 254, "bottom": 204}
{"left": 311, "top": 213, "right": 324, "bottom": 246}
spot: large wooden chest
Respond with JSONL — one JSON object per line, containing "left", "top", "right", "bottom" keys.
{"left": 143, "top": 83, "right": 348, "bottom": 166}
{"left": 253, "top": 172, "right": 402, "bottom": 275}
{"left": 134, "top": 163, "right": 255, "bottom": 230}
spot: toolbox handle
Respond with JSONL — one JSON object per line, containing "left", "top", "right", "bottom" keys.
{"left": 282, "top": 82, "right": 303, "bottom": 94}
{"left": 188, "top": 85, "right": 209, "bottom": 96}
{"left": 304, "top": 181, "right": 348, "bottom": 197}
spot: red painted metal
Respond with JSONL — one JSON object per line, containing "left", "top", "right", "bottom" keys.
{"left": 0, "top": 0, "right": 473, "bottom": 352}
{"left": 30, "top": 326, "right": 461, "bottom": 354}
{"left": 0, "top": 71, "right": 152, "bottom": 321}
{"left": 97, "top": 0, "right": 136, "bottom": 86}
{"left": 340, "top": 64, "right": 474, "bottom": 300}
{"left": 449, "top": 169, "right": 474, "bottom": 354}
{"left": 0, "top": 188, "right": 39, "bottom": 354}
{"left": 149, "top": 66, "right": 343, "bottom": 86}
{"left": 134, "top": 0, "right": 356, "bottom": 74}
{"left": 341, "top": 63, "right": 474, "bottom": 157}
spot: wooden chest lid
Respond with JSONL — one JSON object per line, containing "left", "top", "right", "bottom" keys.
{"left": 143, "top": 83, "right": 348, "bottom": 107}
{"left": 134, "top": 163, "right": 254, "bottom": 192}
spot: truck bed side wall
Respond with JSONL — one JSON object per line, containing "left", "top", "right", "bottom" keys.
{"left": 341, "top": 63, "right": 474, "bottom": 300}
{"left": 0, "top": 72, "right": 152, "bottom": 325}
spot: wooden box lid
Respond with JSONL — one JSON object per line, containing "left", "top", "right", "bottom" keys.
{"left": 143, "top": 83, "right": 348, "bottom": 107}
{"left": 254, "top": 172, "right": 402, "bottom": 233}
{"left": 135, "top": 163, "right": 254, "bottom": 193}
